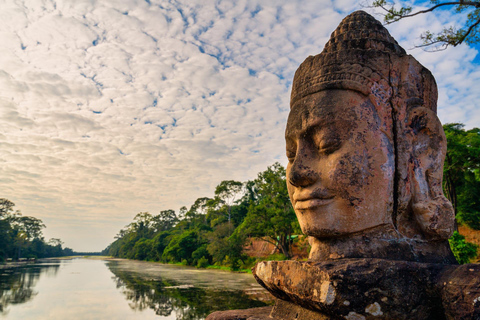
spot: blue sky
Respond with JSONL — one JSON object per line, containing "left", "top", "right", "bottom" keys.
{"left": 0, "top": 0, "right": 478, "bottom": 251}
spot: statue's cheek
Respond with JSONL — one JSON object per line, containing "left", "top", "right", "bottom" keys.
{"left": 329, "top": 151, "right": 367, "bottom": 207}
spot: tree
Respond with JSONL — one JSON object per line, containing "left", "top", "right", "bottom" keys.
{"left": 152, "top": 210, "right": 178, "bottom": 232}
{"left": 207, "top": 223, "right": 246, "bottom": 269}
{"left": 129, "top": 212, "right": 154, "bottom": 238}
{"left": 162, "top": 230, "right": 204, "bottom": 264}
{"left": 187, "top": 197, "right": 211, "bottom": 225}
{"left": 370, "top": 0, "right": 480, "bottom": 50}
{"left": 18, "top": 216, "right": 45, "bottom": 241}
{"left": 0, "top": 199, "right": 15, "bottom": 260}
{"left": 0, "top": 199, "right": 70, "bottom": 260}
{"left": 214, "top": 180, "right": 243, "bottom": 225}
{"left": 238, "top": 162, "right": 300, "bottom": 259}
{"left": 442, "top": 124, "right": 480, "bottom": 229}
{"left": 48, "top": 238, "right": 64, "bottom": 247}
{"left": 0, "top": 198, "right": 16, "bottom": 217}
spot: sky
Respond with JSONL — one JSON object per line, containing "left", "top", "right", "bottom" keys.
{"left": 0, "top": 0, "right": 479, "bottom": 252}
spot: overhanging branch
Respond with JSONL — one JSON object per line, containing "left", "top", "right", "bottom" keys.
{"left": 377, "top": 1, "right": 480, "bottom": 24}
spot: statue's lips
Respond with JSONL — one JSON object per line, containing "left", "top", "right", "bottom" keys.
{"left": 294, "top": 197, "right": 335, "bottom": 210}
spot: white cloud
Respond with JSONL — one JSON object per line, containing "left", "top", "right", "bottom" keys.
{"left": 0, "top": 0, "right": 478, "bottom": 251}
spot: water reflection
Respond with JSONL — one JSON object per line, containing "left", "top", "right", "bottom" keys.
{"left": 107, "top": 261, "right": 269, "bottom": 320}
{"left": 0, "top": 259, "right": 271, "bottom": 319}
{"left": 0, "top": 262, "right": 60, "bottom": 314}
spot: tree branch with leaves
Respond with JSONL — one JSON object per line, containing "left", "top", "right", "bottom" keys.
{"left": 370, "top": 0, "right": 480, "bottom": 50}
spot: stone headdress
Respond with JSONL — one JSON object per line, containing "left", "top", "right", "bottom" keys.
{"left": 291, "top": 11, "right": 454, "bottom": 242}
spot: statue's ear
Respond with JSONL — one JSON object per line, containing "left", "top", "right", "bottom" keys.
{"left": 406, "top": 107, "right": 455, "bottom": 240}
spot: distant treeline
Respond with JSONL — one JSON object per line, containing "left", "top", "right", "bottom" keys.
{"left": 74, "top": 252, "right": 103, "bottom": 256}
{"left": 0, "top": 199, "right": 73, "bottom": 262}
{"left": 104, "top": 124, "right": 480, "bottom": 266}
{"left": 103, "top": 162, "right": 299, "bottom": 270}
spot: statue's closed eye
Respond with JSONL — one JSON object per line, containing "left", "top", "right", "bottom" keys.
{"left": 318, "top": 138, "right": 341, "bottom": 155}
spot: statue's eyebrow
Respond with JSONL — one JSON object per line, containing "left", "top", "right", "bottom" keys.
{"left": 285, "top": 118, "right": 338, "bottom": 147}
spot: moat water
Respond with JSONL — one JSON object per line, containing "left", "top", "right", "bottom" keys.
{"left": 0, "top": 258, "right": 271, "bottom": 319}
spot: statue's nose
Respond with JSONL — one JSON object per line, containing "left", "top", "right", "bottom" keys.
{"left": 288, "top": 159, "right": 318, "bottom": 188}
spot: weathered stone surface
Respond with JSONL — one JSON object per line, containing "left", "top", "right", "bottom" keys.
{"left": 438, "top": 264, "right": 480, "bottom": 319}
{"left": 271, "top": 300, "right": 332, "bottom": 320}
{"left": 205, "top": 306, "right": 273, "bottom": 320}
{"left": 254, "top": 259, "right": 480, "bottom": 320}
{"left": 254, "top": 259, "right": 442, "bottom": 319}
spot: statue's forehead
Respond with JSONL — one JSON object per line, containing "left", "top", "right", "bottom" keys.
{"left": 286, "top": 90, "right": 364, "bottom": 135}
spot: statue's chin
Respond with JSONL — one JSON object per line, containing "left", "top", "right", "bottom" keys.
{"left": 301, "top": 223, "right": 386, "bottom": 240}
{"left": 303, "top": 227, "right": 343, "bottom": 239}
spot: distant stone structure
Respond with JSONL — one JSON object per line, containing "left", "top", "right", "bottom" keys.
{"left": 207, "top": 11, "right": 480, "bottom": 320}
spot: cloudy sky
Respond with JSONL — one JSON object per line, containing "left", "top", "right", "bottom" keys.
{"left": 1, "top": 0, "right": 479, "bottom": 252}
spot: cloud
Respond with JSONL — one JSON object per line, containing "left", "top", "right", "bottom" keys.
{"left": 0, "top": 0, "right": 478, "bottom": 251}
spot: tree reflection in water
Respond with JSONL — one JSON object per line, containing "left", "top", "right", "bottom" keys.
{"left": 0, "top": 263, "right": 60, "bottom": 314}
{"left": 108, "top": 263, "right": 269, "bottom": 320}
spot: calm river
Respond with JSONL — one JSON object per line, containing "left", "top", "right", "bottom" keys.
{"left": 0, "top": 258, "right": 271, "bottom": 319}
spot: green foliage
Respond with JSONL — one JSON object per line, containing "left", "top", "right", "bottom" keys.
{"left": 196, "top": 256, "right": 209, "bottom": 268}
{"left": 207, "top": 222, "right": 234, "bottom": 263}
{"left": 133, "top": 238, "right": 154, "bottom": 260}
{"left": 443, "top": 124, "right": 480, "bottom": 229}
{"left": 370, "top": 0, "right": 480, "bottom": 50}
{"left": 238, "top": 162, "right": 300, "bottom": 258}
{"left": 162, "top": 230, "right": 204, "bottom": 265}
{"left": 192, "top": 244, "right": 210, "bottom": 262}
{"left": 449, "top": 231, "right": 478, "bottom": 264}
{"left": 0, "top": 198, "right": 71, "bottom": 260}
{"left": 266, "top": 253, "right": 288, "bottom": 261}
{"left": 154, "top": 209, "right": 178, "bottom": 232}
{"left": 152, "top": 231, "right": 172, "bottom": 260}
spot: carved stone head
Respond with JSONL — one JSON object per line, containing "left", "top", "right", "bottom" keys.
{"left": 286, "top": 11, "right": 456, "bottom": 263}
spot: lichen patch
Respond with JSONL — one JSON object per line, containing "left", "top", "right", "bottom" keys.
{"left": 365, "top": 302, "right": 383, "bottom": 316}
{"left": 473, "top": 296, "right": 480, "bottom": 306}
{"left": 344, "top": 311, "right": 366, "bottom": 320}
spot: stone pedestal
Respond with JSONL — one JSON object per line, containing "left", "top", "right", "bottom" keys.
{"left": 206, "top": 306, "right": 273, "bottom": 320}
{"left": 207, "top": 260, "right": 480, "bottom": 320}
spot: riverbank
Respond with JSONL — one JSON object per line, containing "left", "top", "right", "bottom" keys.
{"left": 99, "top": 252, "right": 295, "bottom": 274}
{"left": 95, "top": 256, "right": 257, "bottom": 273}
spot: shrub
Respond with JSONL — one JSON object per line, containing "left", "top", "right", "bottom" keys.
{"left": 266, "top": 253, "right": 287, "bottom": 261}
{"left": 196, "top": 256, "right": 209, "bottom": 268}
{"left": 239, "top": 256, "right": 257, "bottom": 270}
{"left": 449, "top": 231, "right": 478, "bottom": 264}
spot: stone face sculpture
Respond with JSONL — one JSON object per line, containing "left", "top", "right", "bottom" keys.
{"left": 285, "top": 10, "right": 455, "bottom": 264}
{"left": 207, "top": 11, "right": 480, "bottom": 320}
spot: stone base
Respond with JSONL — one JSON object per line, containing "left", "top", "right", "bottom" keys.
{"left": 206, "top": 259, "right": 480, "bottom": 320}
{"left": 270, "top": 299, "right": 332, "bottom": 320}
{"left": 253, "top": 259, "right": 480, "bottom": 320}
{"left": 205, "top": 306, "right": 273, "bottom": 320}
{"left": 205, "top": 301, "right": 331, "bottom": 320}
